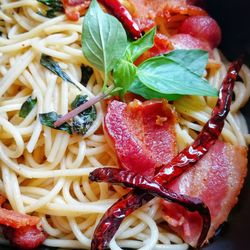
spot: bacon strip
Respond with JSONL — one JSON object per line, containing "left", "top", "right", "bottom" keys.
{"left": 3, "top": 225, "right": 47, "bottom": 250}
{"left": 104, "top": 99, "right": 177, "bottom": 178}
{"left": 0, "top": 207, "right": 40, "bottom": 229}
{"left": 163, "top": 141, "right": 248, "bottom": 246}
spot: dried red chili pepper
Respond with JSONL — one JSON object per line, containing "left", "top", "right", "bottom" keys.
{"left": 98, "top": 0, "right": 142, "bottom": 39}
{"left": 90, "top": 168, "right": 210, "bottom": 247}
{"left": 89, "top": 58, "right": 243, "bottom": 250}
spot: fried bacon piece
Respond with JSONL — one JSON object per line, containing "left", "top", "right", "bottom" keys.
{"left": 163, "top": 141, "right": 248, "bottom": 246}
{"left": 104, "top": 99, "right": 177, "bottom": 178}
{"left": 170, "top": 33, "right": 213, "bottom": 55}
{"left": 62, "top": 0, "right": 90, "bottom": 21}
{"left": 3, "top": 226, "right": 47, "bottom": 250}
{"left": 0, "top": 207, "right": 39, "bottom": 229}
{"left": 179, "top": 15, "right": 221, "bottom": 48}
{"left": 0, "top": 195, "right": 46, "bottom": 249}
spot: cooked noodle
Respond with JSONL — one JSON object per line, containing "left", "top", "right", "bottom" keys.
{"left": 0, "top": 1, "right": 249, "bottom": 249}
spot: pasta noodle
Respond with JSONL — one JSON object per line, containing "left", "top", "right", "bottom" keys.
{"left": 0, "top": 1, "right": 249, "bottom": 249}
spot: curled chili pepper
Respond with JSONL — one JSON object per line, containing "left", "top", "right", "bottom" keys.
{"left": 90, "top": 168, "right": 211, "bottom": 248}
{"left": 89, "top": 58, "right": 243, "bottom": 250}
{"left": 98, "top": 0, "right": 142, "bottom": 39}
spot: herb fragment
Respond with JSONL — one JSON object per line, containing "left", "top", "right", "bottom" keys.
{"left": 82, "top": 0, "right": 128, "bottom": 90}
{"left": 40, "top": 54, "right": 80, "bottom": 90}
{"left": 19, "top": 97, "right": 37, "bottom": 118}
{"left": 71, "top": 95, "right": 97, "bottom": 135}
{"left": 37, "top": 0, "right": 64, "bottom": 18}
{"left": 80, "top": 65, "right": 93, "bottom": 86}
{"left": 39, "top": 95, "right": 96, "bottom": 135}
{"left": 39, "top": 112, "right": 73, "bottom": 134}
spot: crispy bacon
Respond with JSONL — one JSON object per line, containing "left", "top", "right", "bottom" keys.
{"left": 62, "top": 0, "right": 90, "bottom": 21}
{"left": 179, "top": 16, "right": 222, "bottom": 48}
{"left": 0, "top": 207, "right": 40, "bottom": 229}
{"left": 104, "top": 99, "right": 177, "bottom": 178}
{"left": 3, "top": 225, "right": 47, "bottom": 250}
{"left": 171, "top": 33, "right": 213, "bottom": 55}
{"left": 0, "top": 195, "right": 46, "bottom": 249}
{"left": 162, "top": 141, "right": 248, "bottom": 246}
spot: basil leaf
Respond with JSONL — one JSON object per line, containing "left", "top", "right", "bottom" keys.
{"left": 82, "top": 0, "right": 127, "bottom": 86}
{"left": 40, "top": 54, "right": 80, "bottom": 90}
{"left": 80, "top": 65, "right": 93, "bottom": 86}
{"left": 37, "top": 0, "right": 64, "bottom": 18}
{"left": 71, "top": 95, "right": 97, "bottom": 135}
{"left": 113, "top": 59, "right": 137, "bottom": 97}
{"left": 129, "top": 77, "right": 181, "bottom": 101}
{"left": 126, "top": 27, "right": 156, "bottom": 62}
{"left": 39, "top": 112, "right": 72, "bottom": 134}
{"left": 19, "top": 97, "right": 37, "bottom": 118}
{"left": 137, "top": 56, "right": 218, "bottom": 97}
{"left": 165, "top": 49, "right": 208, "bottom": 76}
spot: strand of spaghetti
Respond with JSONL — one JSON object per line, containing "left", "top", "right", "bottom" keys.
{"left": 0, "top": 0, "right": 39, "bottom": 10}
{"left": 0, "top": 50, "right": 34, "bottom": 97}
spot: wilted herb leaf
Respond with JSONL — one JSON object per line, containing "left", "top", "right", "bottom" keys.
{"left": 19, "top": 97, "right": 37, "bottom": 118}
{"left": 80, "top": 65, "right": 93, "bottom": 86}
{"left": 39, "top": 112, "right": 72, "bottom": 134}
{"left": 40, "top": 54, "right": 80, "bottom": 90}
{"left": 71, "top": 95, "right": 97, "bottom": 135}
{"left": 37, "top": 0, "right": 64, "bottom": 18}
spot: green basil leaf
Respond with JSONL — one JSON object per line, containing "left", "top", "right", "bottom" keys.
{"left": 137, "top": 56, "right": 218, "bottom": 97}
{"left": 109, "top": 87, "right": 123, "bottom": 96}
{"left": 129, "top": 77, "right": 181, "bottom": 101}
{"left": 126, "top": 27, "right": 156, "bottom": 62}
{"left": 164, "top": 49, "right": 208, "bottom": 76}
{"left": 19, "top": 96, "right": 37, "bottom": 118}
{"left": 40, "top": 54, "right": 80, "bottom": 90}
{"left": 39, "top": 112, "right": 72, "bottom": 134}
{"left": 80, "top": 65, "right": 93, "bottom": 86}
{"left": 82, "top": 0, "right": 127, "bottom": 84}
{"left": 113, "top": 59, "right": 137, "bottom": 97}
{"left": 71, "top": 95, "right": 97, "bottom": 135}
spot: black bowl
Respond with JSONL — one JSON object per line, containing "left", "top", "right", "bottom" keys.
{"left": 1, "top": 0, "right": 250, "bottom": 249}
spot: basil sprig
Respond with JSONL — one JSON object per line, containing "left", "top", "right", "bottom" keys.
{"left": 44, "top": 0, "right": 218, "bottom": 130}
{"left": 81, "top": 0, "right": 217, "bottom": 100}
{"left": 82, "top": 0, "right": 128, "bottom": 90}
